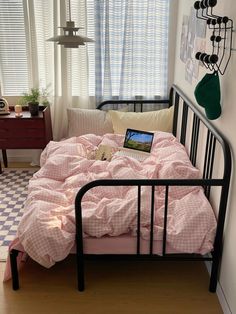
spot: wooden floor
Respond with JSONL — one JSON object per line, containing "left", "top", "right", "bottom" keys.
{"left": 1, "top": 163, "right": 223, "bottom": 313}
{"left": 1, "top": 257, "right": 223, "bottom": 314}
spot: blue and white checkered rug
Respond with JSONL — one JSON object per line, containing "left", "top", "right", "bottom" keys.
{"left": 0, "top": 169, "right": 36, "bottom": 261}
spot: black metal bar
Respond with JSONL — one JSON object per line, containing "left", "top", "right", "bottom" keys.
{"left": 75, "top": 179, "right": 223, "bottom": 192}
{"left": 206, "top": 133, "right": 213, "bottom": 180}
{"left": 172, "top": 92, "right": 180, "bottom": 136}
{"left": 207, "top": 133, "right": 214, "bottom": 179}
{"left": 10, "top": 249, "right": 19, "bottom": 290}
{"left": 149, "top": 186, "right": 155, "bottom": 255}
{"left": 205, "top": 133, "right": 215, "bottom": 198}
{"left": 137, "top": 186, "right": 141, "bottom": 255}
{"left": 162, "top": 186, "right": 169, "bottom": 256}
{"left": 210, "top": 183, "right": 231, "bottom": 293}
{"left": 206, "top": 137, "right": 216, "bottom": 198}
{"left": 203, "top": 130, "right": 211, "bottom": 180}
{"left": 190, "top": 114, "right": 197, "bottom": 163}
{"left": 75, "top": 193, "right": 85, "bottom": 291}
{"left": 168, "top": 86, "right": 174, "bottom": 109}
{"left": 180, "top": 101, "right": 189, "bottom": 145}
{"left": 140, "top": 102, "right": 143, "bottom": 112}
{"left": 96, "top": 99, "right": 169, "bottom": 110}
{"left": 81, "top": 253, "right": 213, "bottom": 262}
{"left": 190, "top": 114, "right": 196, "bottom": 160}
{"left": 191, "top": 116, "right": 199, "bottom": 167}
{"left": 193, "top": 118, "right": 200, "bottom": 166}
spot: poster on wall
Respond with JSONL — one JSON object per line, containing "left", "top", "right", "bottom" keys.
{"left": 180, "top": 15, "right": 189, "bottom": 63}
{"left": 180, "top": 7, "right": 207, "bottom": 84}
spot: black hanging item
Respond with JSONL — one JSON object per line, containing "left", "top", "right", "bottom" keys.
{"left": 194, "top": 0, "right": 234, "bottom": 75}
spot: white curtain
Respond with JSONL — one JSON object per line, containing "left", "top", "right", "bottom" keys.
{"left": 24, "top": 0, "right": 94, "bottom": 140}
{"left": 95, "top": 0, "right": 170, "bottom": 104}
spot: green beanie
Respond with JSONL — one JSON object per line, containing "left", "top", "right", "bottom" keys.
{"left": 194, "top": 72, "right": 221, "bottom": 120}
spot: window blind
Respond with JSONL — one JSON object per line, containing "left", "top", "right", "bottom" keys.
{"left": 0, "top": 0, "right": 29, "bottom": 96}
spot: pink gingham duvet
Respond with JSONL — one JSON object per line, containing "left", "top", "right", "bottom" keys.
{"left": 16, "top": 132, "right": 216, "bottom": 268}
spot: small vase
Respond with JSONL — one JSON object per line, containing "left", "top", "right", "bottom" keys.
{"left": 28, "top": 102, "right": 39, "bottom": 116}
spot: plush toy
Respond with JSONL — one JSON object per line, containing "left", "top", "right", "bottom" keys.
{"left": 95, "top": 145, "right": 113, "bottom": 161}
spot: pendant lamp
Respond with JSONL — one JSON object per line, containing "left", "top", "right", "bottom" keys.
{"left": 47, "top": 0, "right": 94, "bottom": 48}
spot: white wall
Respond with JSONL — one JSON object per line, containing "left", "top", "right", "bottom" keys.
{"left": 174, "top": 1, "right": 236, "bottom": 312}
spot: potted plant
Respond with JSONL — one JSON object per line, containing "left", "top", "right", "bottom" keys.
{"left": 19, "top": 87, "right": 50, "bottom": 116}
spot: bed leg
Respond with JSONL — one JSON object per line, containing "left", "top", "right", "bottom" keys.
{"left": 10, "top": 249, "right": 19, "bottom": 290}
{"left": 209, "top": 258, "right": 219, "bottom": 293}
{"left": 77, "top": 254, "right": 85, "bottom": 291}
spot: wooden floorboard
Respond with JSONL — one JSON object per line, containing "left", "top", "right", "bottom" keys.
{"left": 1, "top": 257, "right": 223, "bottom": 314}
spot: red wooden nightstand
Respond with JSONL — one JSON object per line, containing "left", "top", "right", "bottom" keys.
{"left": 0, "top": 107, "right": 53, "bottom": 173}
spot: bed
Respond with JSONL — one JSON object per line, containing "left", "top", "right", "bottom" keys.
{"left": 8, "top": 85, "right": 231, "bottom": 293}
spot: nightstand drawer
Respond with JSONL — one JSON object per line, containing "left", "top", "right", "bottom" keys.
{"left": 0, "top": 118, "right": 44, "bottom": 129}
{"left": 0, "top": 138, "right": 45, "bottom": 149}
{"left": 0, "top": 128, "right": 45, "bottom": 139}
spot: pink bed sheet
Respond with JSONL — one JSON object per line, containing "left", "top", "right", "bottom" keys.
{"left": 4, "top": 132, "right": 216, "bottom": 278}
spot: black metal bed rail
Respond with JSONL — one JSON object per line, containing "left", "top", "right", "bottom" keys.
{"left": 170, "top": 87, "right": 232, "bottom": 292}
{"left": 97, "top": 99, "right": 169, "bottom": 112}
{"left": 75, "top": 178, "right": 225, "bottom": 292}
{"left": 171, "top": 85, "right": 232, "bottom": 183}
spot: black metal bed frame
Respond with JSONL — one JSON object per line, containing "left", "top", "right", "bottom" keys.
{"left": 74, "top": 85, "right": 231, "bottom": 292}
{"left": 10, "top": 85, "right": 231, "bottom": 293}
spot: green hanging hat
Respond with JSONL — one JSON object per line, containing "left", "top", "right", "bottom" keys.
{"left": 194, "top": 72, "right": 221, "bottom": 120}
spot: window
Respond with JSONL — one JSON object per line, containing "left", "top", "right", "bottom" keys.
{"left": 0, "top": 0, "right": 29, "bottom": 95}
{"left": 0, "top": 0, "right": 170, "bottom": 100}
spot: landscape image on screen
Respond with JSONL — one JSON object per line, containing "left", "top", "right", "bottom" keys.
{"left": 124, "top": 129, "right": 153, "bottom": 152}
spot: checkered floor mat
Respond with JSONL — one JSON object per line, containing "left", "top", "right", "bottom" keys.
{"left": 0, "top": 169, "right": 36, "bottom": 260}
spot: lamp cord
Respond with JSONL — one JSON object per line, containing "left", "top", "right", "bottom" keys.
{"left": 68, "top": 0, "right": 71, "bottom": 21}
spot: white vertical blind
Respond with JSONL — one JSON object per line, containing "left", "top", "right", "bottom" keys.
{"left": 0, "top": 0, "right": 29, "bottom": 95}
{"left": 33, "top": 0, "right": 54, "bottom": 91}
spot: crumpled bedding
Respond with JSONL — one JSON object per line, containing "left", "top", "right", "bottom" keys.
{"left": 17, "top": 132, "right": 216, "bottom": 268}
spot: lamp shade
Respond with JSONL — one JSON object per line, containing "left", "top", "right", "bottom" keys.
{"left": 47, "top": 7, "right": 94, "bottom": 48}
{"left": 47, "top": 0, "right": 94, "bottom": 48}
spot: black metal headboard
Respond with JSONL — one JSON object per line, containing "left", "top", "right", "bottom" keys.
{"left": 97, "top": 85, "right": 231, "bottom": 192}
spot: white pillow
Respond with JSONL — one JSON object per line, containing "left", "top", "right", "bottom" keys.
{"left": 108, "top": 106, "right": 174, "bottom": 134}
{"left": 67, "top": 108, "right": 113, "bottom": 137}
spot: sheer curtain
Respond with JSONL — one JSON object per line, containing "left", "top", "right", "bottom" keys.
{"left": 0, "top": 0, "right": 93, "bottom": 141}
{"left": 28, "top": 0, "right": 94, "bottom": 140}
{"left": 95, "top": 0, "right": 170, "bottom": 104}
